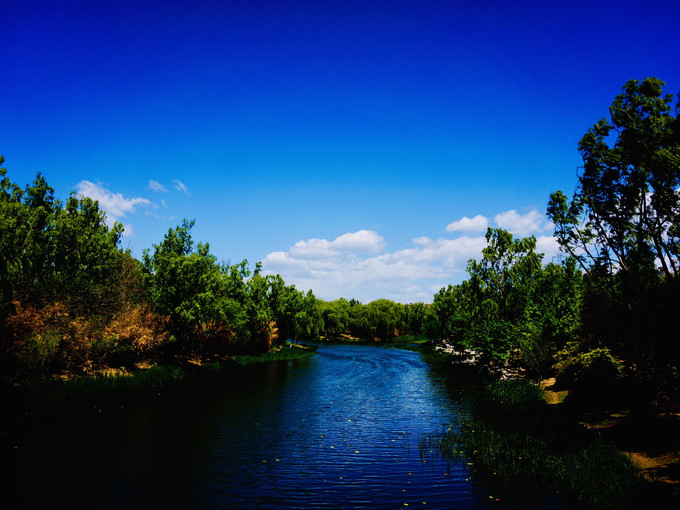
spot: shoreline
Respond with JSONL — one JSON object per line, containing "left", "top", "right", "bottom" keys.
{"left": 541, "top": 377, "right": 680, "bottom": 492}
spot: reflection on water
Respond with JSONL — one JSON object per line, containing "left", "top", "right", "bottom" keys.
{"left": 4, "top": 344, "right": 568, "bottom": 509}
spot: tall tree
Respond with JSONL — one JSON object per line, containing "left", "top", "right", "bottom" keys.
{"left": 464, "top": 228, "right": 543, "bottom": 361}
{"left": 547, "top": 77, "right": 679, "bottom": 300}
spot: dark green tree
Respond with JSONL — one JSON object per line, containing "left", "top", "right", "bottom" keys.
{"left": 1, "top": 162, "right": 123, "bottom": 313}
{"left": 548, "top": 77, "right": 679, "bottom": 299}
{"left": 548, "top": 78, "right": 680, "bottom": 380}
{"left": 293, "top": 290, "right": 323, "bottom": 341}
{"left": 321, "top": 298, "right": 350, "bottom": 340}
{"left": 366, "top": 299, "right": 403, "bottom": 341}
{"left": 465, "top": 228, "right": 542, "bottom": 361}
{"left": 430, "top": 281, "right": 473, "bottom": 349}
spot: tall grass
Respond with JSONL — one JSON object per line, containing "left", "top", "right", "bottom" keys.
{"left": 423, "top": 378, "right": 642, "bottom": 508}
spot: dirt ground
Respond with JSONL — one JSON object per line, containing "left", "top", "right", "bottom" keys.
{"left": 540, "top": 378, "right": 680, "bottom": 492}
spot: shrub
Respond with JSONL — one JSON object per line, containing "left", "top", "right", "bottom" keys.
{"left": 19, "top": 329, "right": 64, "bottom": 371}
{"left": 553, "top": 342, "right": 624, "bottom": 389}
{"left": 102, "top": 304, "right": 169, "bottom": 355}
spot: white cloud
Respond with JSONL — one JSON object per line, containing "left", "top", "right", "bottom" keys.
{"left": 536, "top": 235, "right": 561, "bottom": 262}
{"left": 289, "top": 238, "right": 334, "bottom": 260}
{"left": 286, "top": 230, "right": 386, "bottom": 260}
{"left": 173, "top": 179, "right": 190, "bottom": 196}
{"left": 262, "top": 229, "right": 486, "bottom": 303}
{"left": 446, "top": 214, "right": 488, "bottom": 233}
{"left": 493, "top": 209, "right": 552, "bottom": 237}
{"left": 148, "top": 180, "right": 168, "bottom": 192}
{"left": 262, "top": 207, "right": 562, "bottom": 303}
{"left": 76, "top": 180, "right": 150, "bottom": 226}
{"left": 331, "top": 230, "right": 385, "bottom": 254}
{"left": 413, "top": 236, "right": 432, "bottom": 246}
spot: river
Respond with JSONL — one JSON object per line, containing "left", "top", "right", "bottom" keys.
{"left": 4, "top": 343, "right": 569, "bottom": 509}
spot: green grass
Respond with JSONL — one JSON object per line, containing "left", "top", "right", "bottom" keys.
{"left": 232, "top": 343, "right": 318, "bottom": 365}
{"left": 422, "top": 378, "right": 643, "bottom": 508}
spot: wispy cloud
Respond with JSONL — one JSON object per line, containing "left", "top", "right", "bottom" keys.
{"left": 76, "top": 180, "right": 149, "bottom": 220}
{"left": 262, "top": 208, "right": 560, "bottom": 303}
{"left": 173, "top": 179, "right": 190, "bottom": 196}
{"left": 148, "top": 180, "right": 168, "bottom": 192}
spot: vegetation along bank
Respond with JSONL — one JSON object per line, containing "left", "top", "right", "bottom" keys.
{"left": 2, "top": 77, "right": 680, "bottom": 506}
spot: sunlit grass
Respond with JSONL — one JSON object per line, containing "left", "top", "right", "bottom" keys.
{"left": 232, "top": 343, "right": 318, "bottom": 365}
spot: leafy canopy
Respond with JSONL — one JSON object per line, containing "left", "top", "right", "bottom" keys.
{"left": 548, "top": 77, "right": 680, "bottom": 299}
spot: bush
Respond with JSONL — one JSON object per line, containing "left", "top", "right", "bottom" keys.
{"left": 19, "top": 329, "right": 64, "bottom": 371}
{"left": 554, "top": 342, "right": 624, "bottom": 390}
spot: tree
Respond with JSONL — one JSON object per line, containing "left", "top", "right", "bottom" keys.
{"left": 1, "top": 162, "right": 123, "bottom": 313}
{"left": 430, "top": 282, "right": 473, "bottom": 349}
{"left": 547, "top": 78, "right": 680, "bottom": 374}
{"left": 366, "top": 299, "right": 403, "bottom": 341}
{"left": 402, "top": 302, "right": 427, "bottom": 337}
{"left": 321, "top": 298, "right": 350, "bottom": 340}
{"left": 293, "top": 290, "right": 323, "bottom": 341}
{"left": 465, "top": 228, "right": 543, "bottom": 361}
{"left": 548, "top": 77, "right": 680, "bottom": 300}
{"left": 142, "top": 219, "right": 225, "bottom": 350}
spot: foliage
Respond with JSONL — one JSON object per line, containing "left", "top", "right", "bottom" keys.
{"left": 424, "top": 379, "right": 642, "bottom": 508}
{"left": 231, "top": 343, "right": 318, "bottom": 365}
{"left": 553, "top": 342, "right": 625, "bottom": 390}
{"left": 428, "top": 229, "right": 581, "bottom": 372}
{"left": 1, "top": 161, "right": 124, "bottom": 326}
{"left": 546, "top": 77, "right": 680, "bottom": 394}
{"left": 465, "top": 228, "right": 542, "bottom": 361}
{"left": 6, "top": 298, "right": 169, "bottom": 373}
{"left": 142, "top": 219, "right": 223, "bottom": 349}
{"left": 548, "top": 78, "right": 679, "bottom": 293}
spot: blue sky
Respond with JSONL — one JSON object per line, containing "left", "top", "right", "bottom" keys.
{"left": 3, "top": 0, "right": 679, "bottom": 303}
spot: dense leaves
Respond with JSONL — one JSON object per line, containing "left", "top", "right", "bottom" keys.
{"left": 548, "top": 77, "right": 679, "bottom": 297}
{"left": 547, "top": 78, "right": 680, "bottom": 395}
{"left": 428, "top": 228, "right": 582, "bottom": 373}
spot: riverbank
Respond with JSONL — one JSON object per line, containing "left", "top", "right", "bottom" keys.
{"left": 1, "top": 342, "right": 318, "bottom": 418}
{"left": 541, "top": 377, "right": 680, "bottom": 497}
{"left": 414, "top": 342, "right": 680, "bottom": 507}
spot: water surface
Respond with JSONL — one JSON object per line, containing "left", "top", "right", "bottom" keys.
{"left": 5, "top": 343, "right": 568, "bottom": 509}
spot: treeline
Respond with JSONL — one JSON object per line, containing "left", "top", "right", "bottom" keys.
{"left": 425, "top": 77, "right": 680, "bottom": 403}
{"left": 2, "top": 77, "right": 679, "bottom": 403}
{"left": 0, "top": 166, "right": 428, "bottom": 377}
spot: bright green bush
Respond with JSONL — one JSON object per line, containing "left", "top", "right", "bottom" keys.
{"left": 553, "top": 342, "right": 624, "bottom": 388}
